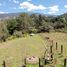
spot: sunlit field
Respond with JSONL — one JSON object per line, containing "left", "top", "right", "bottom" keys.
{"left": 0, "top": 32, "right": 67, "bottom": 67}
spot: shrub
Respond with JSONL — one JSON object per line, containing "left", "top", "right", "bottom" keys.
{"left": 13, "top": 30, "right": 22, "bottom": 38}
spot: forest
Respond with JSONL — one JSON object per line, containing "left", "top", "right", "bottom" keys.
{"left": 0, "top": 13, "right": 67, "bottom": 42}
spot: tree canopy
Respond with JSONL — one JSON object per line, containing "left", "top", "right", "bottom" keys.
{"left": 0, "top": 12, "right": 67, "bottom": 42}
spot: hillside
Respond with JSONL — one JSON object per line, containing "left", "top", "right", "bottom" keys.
{"left": 0, "top": 12, "right": 57, "bottom": 19}
{"left": 0, "top": 13, "right": 20, "bottom": 19}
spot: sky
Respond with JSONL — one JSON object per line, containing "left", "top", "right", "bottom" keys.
{"left": 0, "top": 0, "right": 67, "bottom": 15}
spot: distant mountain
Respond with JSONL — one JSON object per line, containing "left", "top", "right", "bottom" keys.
{"left": 0, "top": 12, "right": 67, "bottom": 20}
{"left": 0, "top": 13, "right": 21, "bottom": 19}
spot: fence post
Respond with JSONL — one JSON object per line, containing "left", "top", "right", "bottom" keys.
{"left": 61, "top": 45, "right": 63, "bottom": 54}
{"left": 22, "top": 58, "right": 26, "bottom": 67}
{"left": 44, "top": 58, "right": 47, "bottom": 65}
{"left": 24, "top": 58, "right": 26, "bottom": 67}
{"left": 25, "top": 58, "right": 26, "bottom": 65}
{"left": 52, "top": 40, "right": 53, "bottom": 46}
{"left": 56, "top": 42, "right": 57, "bottom": 50}
{"left": 2, "top": 60, "right": 6, "bottom": 67}
{"left": 50, "top": 45, "right": 53, "bottom": 53}
{"left": 51, "top": 54, "right": 53, "bottom": 59}
{"left": 39, "top": 58, "right": 44, "bottom": 67}
{"left": 64, "top": 58, "right": 66, "bottom": 67}
{"left": 39, "top": 58, "right": 40, "bottom": 67}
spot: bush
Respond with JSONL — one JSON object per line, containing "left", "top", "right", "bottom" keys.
{"left": 28, "top": 28, "right": 38, "bottom": 33}
{"left": 13, "top": 30, "right": 22, "bottom": 38}
{"left": 7, "top": 36, "right": 16, "bottom": 40}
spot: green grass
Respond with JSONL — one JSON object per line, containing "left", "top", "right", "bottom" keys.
{"left": 26, "top": 64, "right": 38, "bottom": 67}
{"left": 0, "top": 34, "right": 46, "bottom": 67}
{"left": 0, "top": 32, "right": 67, "bottom": 67}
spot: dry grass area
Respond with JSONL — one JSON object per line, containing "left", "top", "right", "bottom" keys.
{"left": 40, "top": 32, "right": 67, "bottom": 67}
{"left": 40, "top": 32, "right": 67, "bottom": 56}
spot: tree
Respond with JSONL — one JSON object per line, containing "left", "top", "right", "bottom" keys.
{"left": 0, "top": 22, "right": 9, "bottom": 42}
{"left": 53, "top": 21, "right": 65, "bottom": 29}
{"left": 16, "top": 13, "right": 32, "bottom": 33}
{"left": 7, "top": 19, "right": 18, "bottom": 35}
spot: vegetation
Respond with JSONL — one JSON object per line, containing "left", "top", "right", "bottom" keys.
{"left": 0, "top": 34, "right": 46, "bottom": 67}
{"left": 0, "top": 12, "right": 67, "bottom": 42}
{"left": 0, "top": 32, "right": 67, "bottom": 67}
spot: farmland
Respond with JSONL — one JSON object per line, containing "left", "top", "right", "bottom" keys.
{"left": 0, "top": 32, "right": 67, "bottom": 67}
{"left": 0, "top": 34, "right": 46, "bottom": 67}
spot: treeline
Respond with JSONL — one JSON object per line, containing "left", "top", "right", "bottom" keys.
{"left": 0, "top": 13, "right": 67, "bottom": 42}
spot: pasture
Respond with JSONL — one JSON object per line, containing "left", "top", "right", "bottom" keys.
{"left": 0, "top": 32, "right": 67, "bottom": 67}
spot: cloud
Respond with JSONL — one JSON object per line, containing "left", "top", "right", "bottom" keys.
{"left": 64, "top": 5, "right": 67, "bottom": 8}
{"left": 19, "top": 1, "right": 46, "bottom": 11}
{"left": 0, "top": 11, "right": 5, "bottom": 14}
{"left": 13, "top": 0, "right": 19, "bottom": 4}
{"left": 48, "top": 5, "right": 59, "bottom": 14}
{"left": 0, "top": 11, "right": 8, "bottom": 14}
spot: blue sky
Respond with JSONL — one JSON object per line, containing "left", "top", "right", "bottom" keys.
{"left": 0, "top": 0, "right": 67, "bottom": 15}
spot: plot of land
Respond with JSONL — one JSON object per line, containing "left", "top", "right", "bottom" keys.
{"left": 0, "top": 34, "right": 46, "bottom": 67}
{"left": 0, "top": 32, "right": 67, "bottom": 67}
{"left": 40, "top": 32, "right": 67, "bottom": 67}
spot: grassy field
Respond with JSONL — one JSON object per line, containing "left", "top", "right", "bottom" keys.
{"left": 41, "top": 32, "right": 67, "bottom": 56}
{"left": 0, "top": 32, "right": 67, "bottom": 67}
{"left": 40, "top": 32, "right": 67, "bottom": 67}
{"left": 0, "top": 34, "right": 46, "bottom": 67}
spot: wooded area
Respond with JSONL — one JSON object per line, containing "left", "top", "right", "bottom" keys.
{"left": 0, "top": 13, "right": 67, "bottom": 42}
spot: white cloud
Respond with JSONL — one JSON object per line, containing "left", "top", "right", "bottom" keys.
{"left": 0, "top": 11, "right": 8, "bottom": 14}
{"left": 13, "top": 0, "right": 19, "bottom": 4}
{"left": 19, "top": 1, "right": 46, "bottom": 11}
{"left": 48, "top": 5, "right": 59, "bottom": 14}
{"left": 0, "top": 11, "right": 5, "bottom": 14}
{"left": 64, "top": 5, "right": 67, "bottom": 8}
{"left": 48, "top": 11, "right": 57, "bottom": 14}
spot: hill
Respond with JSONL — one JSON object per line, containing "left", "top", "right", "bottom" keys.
{"left": 0, "top": 12, "right": 57, "bottom": 20}
{"left": 0, "top": 13, "right": 21, "bottom": 19}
